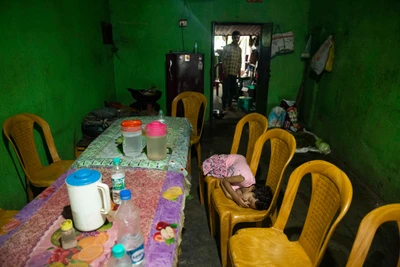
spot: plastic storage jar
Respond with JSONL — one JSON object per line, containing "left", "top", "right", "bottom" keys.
{"left": 145, "top": 121, "right": 167, "bottom": 161}
{"left": 121, "top": 120, "right": 142, "bottom": 157}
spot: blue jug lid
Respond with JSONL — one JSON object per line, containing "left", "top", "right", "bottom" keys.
{"left": 66, "top": 169, "right": 101, "bottom": 186}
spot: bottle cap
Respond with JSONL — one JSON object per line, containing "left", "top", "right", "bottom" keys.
{"left": 159, "top": 110, "right": 164, "bottom": 115}
{"left": 120, "top": 189, "right": 132, "bottom": 200}
{"left": 60, "top": 219, "right": 73, "bottom": 231}
{"left": 113, "top": 158, "right": 121, "bottom": 165}
{"left": 112, "top": 244, "right": 126, "bottom": 258}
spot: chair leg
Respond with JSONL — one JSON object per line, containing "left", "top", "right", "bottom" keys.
{"left": 220, "top": 212, "right": 232, "bottom": 267}
{"left": 209, "top": 194, "right": 217, "bottom": 236}
{"left": 207, "top": 179, "right": 219, "bottom": 234}
{"left": 27, "top": 184, "right": 34, "bottom": 202}
{"left": 187, "top": 146, "right": 192, "bottom": 175}
{"left": 196, "top": 142, "right": 201, "bottom": 168}
{"left": 198, "top": 171, "right": 205, "bottom": 205}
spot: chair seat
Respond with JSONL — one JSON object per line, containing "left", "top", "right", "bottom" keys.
{"left": 213, "top": 187, "right": 268, "bottom": 222}
{"left": 29, "top": 160, "right": 74, "bottom": 187}
{"left": 0, "top": 209, "right": 19, "bottom": 230}
{"left": 230, "top": 228, "right": 312, "bottom": 267}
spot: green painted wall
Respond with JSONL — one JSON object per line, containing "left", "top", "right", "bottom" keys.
{"left": 109, "top": 0, "right": 309, "bottom": 116}
{"left": 304, "top": 0, "right": 400, "bottom": 202}
{"left": 0, "top": 0, "right": 115, "bottom": 209}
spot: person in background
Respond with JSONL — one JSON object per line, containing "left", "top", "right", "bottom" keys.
{"left": 222, "top": 31, "right": 242, "bottom": 113}
{"left": 202, "top": 154, "right": 272, "bottom": 210}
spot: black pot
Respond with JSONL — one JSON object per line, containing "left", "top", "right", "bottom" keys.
{"left": 213, "top": 109, "right": 225, "bottom": 119}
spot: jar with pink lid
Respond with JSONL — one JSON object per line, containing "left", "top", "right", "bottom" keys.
{"left": 145, "top": 121, "right": 167, "bottom": 161}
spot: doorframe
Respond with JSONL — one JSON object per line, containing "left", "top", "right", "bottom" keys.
{"left": 209, "top": 21, "right": 273, "bottom": 123}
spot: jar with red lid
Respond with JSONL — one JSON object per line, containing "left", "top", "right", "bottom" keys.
{"left": 121, "top": 120, "right": 142, "bottom": 157}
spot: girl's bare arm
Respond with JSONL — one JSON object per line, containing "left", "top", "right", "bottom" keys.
{"left": 220, "top": 175, "right": 249, "bottom": 208}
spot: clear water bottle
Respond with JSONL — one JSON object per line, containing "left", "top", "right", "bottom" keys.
{"left": 111, "top": 158, "right": 125, "bottom": 205}
{"left": 158, "top": 109, "right": 166, "bottom": 124}
{"left": 115, "top": 189, "right": 145, "bottom": 266}
{"left": 108, "top": 244, "right": 131, "bottom": 267}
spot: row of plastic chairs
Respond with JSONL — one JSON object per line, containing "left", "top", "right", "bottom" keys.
{"left": 1, "top": 91, "right": 207, "bottom": 202}
{"left": 198, "top": 113, "right": 400, "bottom": 267}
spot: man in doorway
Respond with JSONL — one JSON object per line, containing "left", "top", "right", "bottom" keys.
{"left": 222, "top": 30, "right": 242, "bottom": 113}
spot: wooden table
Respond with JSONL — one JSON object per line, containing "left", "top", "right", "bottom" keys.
{"left": 0, "top": 167, "right": 186, "bottom": 266}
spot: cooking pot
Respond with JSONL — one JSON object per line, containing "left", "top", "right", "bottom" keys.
{"left": 213, "top": 109, "right": 225, "bottom": 119}
{"left": 66, "top": 169, "right": 111, "bottom": 231}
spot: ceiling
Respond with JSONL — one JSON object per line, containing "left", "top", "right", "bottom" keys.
{"left": 214, "top": 24, "right": 261, "bottom": 36}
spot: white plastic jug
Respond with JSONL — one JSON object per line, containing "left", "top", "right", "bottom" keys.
{"left": 66, "top": 169, "right": 111, "bottom": 231}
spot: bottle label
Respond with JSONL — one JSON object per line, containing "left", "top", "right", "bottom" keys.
{"left": 127, "top": 243, "right": 145, "bottom": 265}
{"left": 111, "top": 173, "right": 125, "bottom": 190}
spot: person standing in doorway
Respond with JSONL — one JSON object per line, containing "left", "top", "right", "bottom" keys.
{"left": 222, "top": 31, "right": 242, "bottom": 113}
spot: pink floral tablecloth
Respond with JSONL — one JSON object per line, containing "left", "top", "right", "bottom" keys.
{"left": 0, "top": 168, "right": 185, "bottom": 267}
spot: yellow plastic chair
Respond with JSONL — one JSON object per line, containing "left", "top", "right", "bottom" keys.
{"left": 3, "top": 113, "right": 74, "bottom": 201}
{"left": 211, "top": 128, "right": 296, "bottom": 267}
{"left": 229, "top": 160, "right": 353, "bottom": 267}
{"left": 172, "top": 91, "right": 207, "bottom": 175}
{"left": 201, "top": 113, "right": 268, "bottom": 206}
{"left": 346, "top": 203, "right": 400, "bottom": 267}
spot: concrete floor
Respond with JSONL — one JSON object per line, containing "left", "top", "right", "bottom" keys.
{"left": 178, "top": 116, "right": 399, "bottom": 267}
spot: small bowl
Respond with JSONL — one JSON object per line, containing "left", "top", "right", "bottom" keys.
{"left": 213, "top": 109, "right": 225, "bottom": 119}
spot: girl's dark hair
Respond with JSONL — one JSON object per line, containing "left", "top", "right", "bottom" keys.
{"left": 253, "top": 184, "right": 273, "bottom": 210}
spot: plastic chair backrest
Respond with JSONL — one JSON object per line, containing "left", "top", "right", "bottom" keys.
{"left": 230, "top": 113, "right": 268, "bottom": 164}
{"left": 346, "top": 204, "right": 400, "bottom": 267}
{"left": 3, "top": 113, "right": 61, "bottom": 177}
{"left": 248, "top": 128, "right": 296, "bottom": 210}
{"left": 171, "top": 91, "right": 207, "bottom": 141}
{"left": 273, "top": 160, "right": 353, "bottom": 266}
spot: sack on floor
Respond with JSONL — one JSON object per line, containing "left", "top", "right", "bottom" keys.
{"left": 268, "top": 107, "right": 286, "bottom": 128}
{"left": 280, "top": 99, "right": 300, "bottom": 132}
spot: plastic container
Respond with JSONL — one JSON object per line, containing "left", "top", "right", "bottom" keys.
{"left": 121, "top": 120, "right": 142, "bottom": 157}
{"left": 114, "top": 189, "right": 145, "bottom": 267}
{"left": 108, "top": 244, "right": 131, "bottom": 267}
{"left": 60, "top": 219, "right": 77, "bottom": 250}
{"left": 145, "top": 121, "right": 167, "bottom": 161}
{"left": 158, "top": 110, "right": 166, "bottom": 124}
{"left": 111, "top": 158, "right": 125, "bottom": 205}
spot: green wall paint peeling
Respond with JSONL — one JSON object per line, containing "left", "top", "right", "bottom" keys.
{"left": 0, "top": 0, "right": 115, "bottom": 209}
{"left": 305, "top": 0, "right": 400, "bottom": 202}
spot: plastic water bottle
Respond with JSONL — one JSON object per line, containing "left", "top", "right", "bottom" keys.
{"left": 158, "top": 109, "right": 166, "bottom": 124}
{"left": 111, "top": 158, "right": 125, "bottom": 205}
{"left": 194, "top": 42, "right": 198, "bottom": 54}
{"left": 115, "top": 189, "right": 145, "bottom": 266}
{"left": 108, "top": 244, "right": 131, "bottom": 267}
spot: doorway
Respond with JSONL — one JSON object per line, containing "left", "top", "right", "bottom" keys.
{"left": 210, "top": 22, "right": 273, "bottom": 122}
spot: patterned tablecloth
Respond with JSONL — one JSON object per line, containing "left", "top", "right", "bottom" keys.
{"left": 0, "top": 168, "right": 186, "bottom": 267}
{"left": 73, "top": 116, "right": 192, "bottom": 178}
